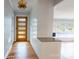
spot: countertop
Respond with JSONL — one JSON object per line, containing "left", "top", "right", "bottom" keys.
{"left": 37, "top": 37, "right": 74, "bottom": 42}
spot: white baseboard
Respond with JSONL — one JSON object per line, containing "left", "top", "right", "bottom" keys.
{"left": 4, "top": 42, "right": 14, "bottom": 59}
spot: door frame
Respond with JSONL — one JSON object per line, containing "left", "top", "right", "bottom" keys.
{"left": 16, "top": 16, "right": 28, "bottom": 42}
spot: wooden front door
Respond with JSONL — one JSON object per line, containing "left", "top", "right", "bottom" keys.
{"left": 16, "top": 16, "right": 27, "bottom": 42}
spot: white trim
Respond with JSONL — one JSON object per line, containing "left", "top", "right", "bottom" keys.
{"left": 4, "top": 44, "right": 13, "bottom": 59}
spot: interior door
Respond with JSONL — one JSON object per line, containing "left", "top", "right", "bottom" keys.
{"left": 16, "top": 16, "right": 27, "bottom": 42}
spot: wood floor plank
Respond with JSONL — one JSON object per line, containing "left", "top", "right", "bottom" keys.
{"left": 7, "top": 42, "right": 38, "bottom": 59}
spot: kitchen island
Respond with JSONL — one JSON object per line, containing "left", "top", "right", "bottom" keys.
{"left": 30, "top": 37, "right": 74, "bottom": 59}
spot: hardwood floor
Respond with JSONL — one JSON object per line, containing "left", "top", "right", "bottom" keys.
{"left": 7, "top": 42, "right": 38, "bottom": 59}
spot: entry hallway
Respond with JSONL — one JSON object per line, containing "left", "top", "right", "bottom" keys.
{"left": 7, "top": 42, "right": 38, "bottom": 59}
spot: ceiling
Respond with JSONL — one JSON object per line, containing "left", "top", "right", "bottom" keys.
{"left": 9, "top": 0, "right": 33, "bottom": 13}
{"left": 8, "top": 0, "right": 73, "bottom": 19}
{"left": 9, "top": 0, "right": 62, "bottom": 14}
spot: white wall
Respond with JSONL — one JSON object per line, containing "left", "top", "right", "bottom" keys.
{"left": 29, "top": 0, "right": 54, "bottom": 58}
{"left": 54, "top": 0, "right": 74, "bottom": 19}
{"left": 54, "top": 10, "right": 74, "bottom": 19}
{"left": 4, "top": 0, "right": 15, "bottom": 57}
{"left": 30, "top": 0, "right": 54, "bottom": 38}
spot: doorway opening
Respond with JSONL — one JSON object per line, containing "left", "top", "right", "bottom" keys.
{"left": 16, "top": 16, "right": 27, "bottom": 42}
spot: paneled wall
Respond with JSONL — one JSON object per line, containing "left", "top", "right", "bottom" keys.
{"left": 4, "top": 0, "right": 15, "bottom": 57}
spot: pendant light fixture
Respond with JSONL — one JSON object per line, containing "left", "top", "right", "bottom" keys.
{"left": 18, "top": 0, "right": 27, "bottom": 9}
